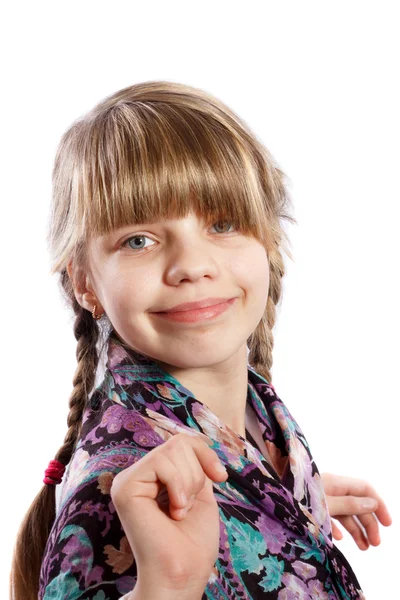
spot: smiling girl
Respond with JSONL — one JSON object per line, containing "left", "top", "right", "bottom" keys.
{"left": 11, "top": 81, "right": 391, "bottom": 600}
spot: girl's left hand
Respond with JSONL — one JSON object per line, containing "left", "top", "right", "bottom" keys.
{"left": 321, "top": 472, "right": 392, "bottom": 550}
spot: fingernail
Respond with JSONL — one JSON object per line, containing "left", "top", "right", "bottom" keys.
{"left": 372, "top": 536, "right": 381, "bottom": 546}
{"left": 362, "top": 499, "right": 378, "bottom": 510}
{"left": 176, "top": 507, "right": 187, "bottom": 518}
{"left": 215, "top": 462, "right": 228, "bottom": 475}
{"left": 180, "top": 491, "right": 187, "bottom": 505}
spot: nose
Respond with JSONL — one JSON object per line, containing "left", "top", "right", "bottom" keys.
{"left": 164, "top": 238, "right": 220, "bottom": 286}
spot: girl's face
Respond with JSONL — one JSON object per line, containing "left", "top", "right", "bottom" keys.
{"left": 81, "top": 212, "right": 270, "bottom": 370}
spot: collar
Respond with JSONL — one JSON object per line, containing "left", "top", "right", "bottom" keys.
{"left": 104, "top": 336, "right": 331, "bottom": 540}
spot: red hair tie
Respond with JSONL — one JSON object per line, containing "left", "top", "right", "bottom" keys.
{"left": 43, "top": 459, "right": 66, "bottom": 485}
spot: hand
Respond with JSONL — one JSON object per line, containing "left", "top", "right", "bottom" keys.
{"left": 110, "top": 433, "right": 228, "bottom": 596}
{"left": 321, "top": 472, "right": 392, "bottom": 550}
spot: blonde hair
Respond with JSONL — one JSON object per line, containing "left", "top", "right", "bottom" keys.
{"left": 11, "top": 80, "right": 295, "bottom": 599}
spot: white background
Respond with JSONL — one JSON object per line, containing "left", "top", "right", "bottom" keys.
{"left": 2, "top": 2, "right": 398, "bottom": 599}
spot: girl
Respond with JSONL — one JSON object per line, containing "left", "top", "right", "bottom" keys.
{"left": 11, "top": 81, "right": 390, "bottom": 600}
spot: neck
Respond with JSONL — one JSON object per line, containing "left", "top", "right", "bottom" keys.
{"left": 155, "top": 344, "right": 249, "bottom": 439}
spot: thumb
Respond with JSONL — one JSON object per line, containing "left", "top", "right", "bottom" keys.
{"left": 331, "top": 519, "right": 344, "bottom": 540}
{"left": 327, "top": 495, "right": 378, "bottom": 517}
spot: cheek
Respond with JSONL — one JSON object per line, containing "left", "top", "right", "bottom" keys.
{"left": 101, "top": 266, "right": 156, "bottom": 315}
{"left": 230, "top": 247, "right": 269, "bottom": 301}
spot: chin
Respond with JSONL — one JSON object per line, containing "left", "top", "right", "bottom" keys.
{"left": 152, "top": 340, "right": 247, "bottom": 371}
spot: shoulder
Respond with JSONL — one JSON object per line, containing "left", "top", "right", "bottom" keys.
{"left": 40, "top": 380, "right": 152, "bottom": 598}
{"left": 59, "top": 385, "right": 164, "bottom": 511}
{"left": 40, "top": 459, "right": 138, "bottom": 598}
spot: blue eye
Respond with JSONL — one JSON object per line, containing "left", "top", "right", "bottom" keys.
{"left": 125, "top": 235, "right": 155, "bottom": 250}
{"left": 210, "top": 222, "right": 235, "bottom": 233}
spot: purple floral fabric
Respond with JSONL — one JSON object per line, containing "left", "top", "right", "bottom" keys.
{"left": 39, "top": 338, "right": 364, "bottom": 599}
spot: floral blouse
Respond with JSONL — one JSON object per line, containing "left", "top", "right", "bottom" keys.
{"left": 39, "top": 338, "right": 364, "bottom": 599}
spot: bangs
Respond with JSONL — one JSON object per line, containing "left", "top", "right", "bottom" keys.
{"left": 51, "top": 82, "right": 294, "bottom": 273}
{"left": 72, "top": 103, "right": 269, "bottom": 242}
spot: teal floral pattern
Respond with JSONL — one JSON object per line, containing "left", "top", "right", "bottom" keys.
{"left": 39, "top": 338, "right": 364, "bottom": 599}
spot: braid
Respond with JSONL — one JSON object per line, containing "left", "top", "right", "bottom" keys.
{"left": 10, "top": 269, "right": 101, "bottom": 600}
{"left": 56, "top": 270, "right": 100, "bottom": 466}
{"left": 248, "top": 245, "right": 285, "bottom": 383}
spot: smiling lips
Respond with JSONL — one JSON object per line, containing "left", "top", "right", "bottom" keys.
{"left": 151, "top": 297, "right": 237, "bottom": 323}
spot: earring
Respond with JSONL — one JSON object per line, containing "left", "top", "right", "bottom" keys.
{"left": 92, "top": 304, "right": 104, "bottom": 320}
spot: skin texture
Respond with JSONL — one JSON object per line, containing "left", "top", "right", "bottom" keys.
{"left": 69, "top": 212, "right": 392, "bottom": 552}
{"left": 322, "top": 473, "right": 392, "bottom": 550}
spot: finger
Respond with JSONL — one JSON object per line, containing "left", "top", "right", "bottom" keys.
{"left": 166, "top": 437, "right": 215, "bottom": 520}
{"left": 374, "top": 498, "right": 393, "bottom": 527}
{"left": 322, "top": 473, "right": 374, "bottom": 497}
{"left": 188, "top": 435, "right": 229, "bottom": 483}
{"left": 152, "top": 453, "right": 192, "bottom": 512}
{"left": 349, "top": 483, "right": 393, "bottom": 527}
{"left": 330, "top": 519, "right": 343, "bottom": 541}
{"left": 164, "top": 435, "right": 227, "bottom": 519}
{"left": 326, "top": 495, "right": 378, "bottom": 518}
{"left": 322, "top": 474, "right": 392, "bottom": 526}
{"left": 110, "top": 433, "right": 227, "bottom": 520}
{"left": 336, "top": 515, "right": 369, "bottom": 550}
{"left": 358, "top": 513, "right": 381, "bottom": 546}
{"left": 163, "top": 439, "right": 197, "bottom": 519}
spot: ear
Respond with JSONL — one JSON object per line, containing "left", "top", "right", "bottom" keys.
{"left": 67, "top": 260, "right": 105, "bottom": 314}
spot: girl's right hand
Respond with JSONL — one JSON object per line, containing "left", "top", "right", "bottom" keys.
{"left": 110, "top": 433, "right": 228, "bottom": 596}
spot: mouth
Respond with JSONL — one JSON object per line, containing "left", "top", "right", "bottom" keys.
{"left": 157, "top": 297, "right": 235, "bottom": 313}
{"left": 150, "top": 297, "right": 237, "bottom": 323}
